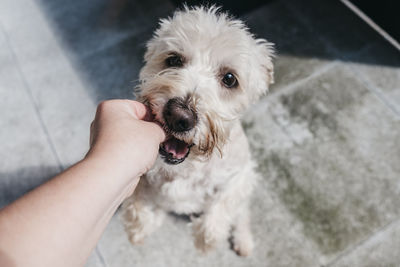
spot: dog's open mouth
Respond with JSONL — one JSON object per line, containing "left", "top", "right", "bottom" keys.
{"left": 159, "top": 137, "right": 192, "bottom": 165}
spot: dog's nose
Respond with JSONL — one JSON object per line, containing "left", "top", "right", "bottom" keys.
{"left": 163, "top": 98, "right": 197, "bottom": 132}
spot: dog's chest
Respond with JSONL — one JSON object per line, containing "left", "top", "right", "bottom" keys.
{"left": 146, "top": 160, "right": 226, "bottom": 214}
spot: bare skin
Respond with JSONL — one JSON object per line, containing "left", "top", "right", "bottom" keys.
{"left": 0, "top": 100, "right": 165, "bottom": 267}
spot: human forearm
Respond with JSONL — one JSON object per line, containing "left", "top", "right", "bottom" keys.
{"left": 0, "top": 156, "right": 140, "bottom": 267}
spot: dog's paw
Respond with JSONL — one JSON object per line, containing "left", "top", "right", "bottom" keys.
{"left": 194, "top": 231, "right": 216, "bottom": 253}
{"left": 126, "top": 229, "right": 147, "bottom": 245}
{"left": 231, "top": 229, "right": 254, "bottom": 257}
{"left": 192, "top": 221, "right": 217, "bottom": 253}
{"left": 121, "top": 197, "right": 167, "bottom": 246}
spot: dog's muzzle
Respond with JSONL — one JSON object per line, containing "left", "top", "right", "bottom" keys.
{"left": 159, "top": 97, "right": 197, "bottom": 164}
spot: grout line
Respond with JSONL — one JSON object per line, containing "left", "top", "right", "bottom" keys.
{"left": 95, "top": 246, "right": 108, "bottom": 267}
{"left": 0, "top": 21, "right": 65, "bottom": 172}
{"left": 326, "top": 41, "right": 400, "bottom": 119}
{"left": 246, "top": 61, "right": 337, "bottom": 148}
{"left": 324, "top": 216, "right": 400, "bottom": 266}
{"left": 271, "top": 62, "right": 337, "bottom": 99}
{"left": 350, "top": 65, "right": 400, "bottom": 119}
{"left": 340, "top": 0, "right": 400, "bottom": 52}
{"left": 283, "top": 0, "right": 376, "bottom": 62}
{"left": 283, "top": 1, "right": 400, "bottom": 118}
{"left": 263, "top": 61, "right": 337, "bottom": 104}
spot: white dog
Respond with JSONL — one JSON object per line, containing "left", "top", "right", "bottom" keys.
{"left": 122, "top": 6, "right": 274, "bottom": 256}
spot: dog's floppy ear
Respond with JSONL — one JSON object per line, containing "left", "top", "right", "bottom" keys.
{"left": 248, "top": 38, "right": 274, "bottom": 102}
{"left": 256, "top": 39, "right": 275, "bottom": 86}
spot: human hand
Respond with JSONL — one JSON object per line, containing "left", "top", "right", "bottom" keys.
{"left": 86, "top": 100, "right": 165, "bottom": 179}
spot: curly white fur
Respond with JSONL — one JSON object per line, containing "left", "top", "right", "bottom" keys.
{"left": 122, "top": 6, "right": 274, "bottom": 256}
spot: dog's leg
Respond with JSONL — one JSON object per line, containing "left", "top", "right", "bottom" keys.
{"left": 193, "top": 165, "right": 256, "bottom": 255}
{"left": 192, "top": 199, "right": 232, "bottom": 253}
{"left": 193, "top": 175, "right": 255, "bottom": 254}
{"left": 121, "top": 197, "right": 165, "bottom": 244}
{"left": 121, "top": 179, "right": 165, "bottom": 244}
{"left": 230, "top": 202, "right": 254, "bottom": 257}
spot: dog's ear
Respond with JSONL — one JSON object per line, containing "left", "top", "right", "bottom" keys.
{"left": 248, "top": 39, "right": 274, "bottom": 102}
{"left": 256, "top": 39, "right": 275, "bottom": 86}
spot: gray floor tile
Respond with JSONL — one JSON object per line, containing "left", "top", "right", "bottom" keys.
{"left": 328, "top": 219, "right": 400, "bottom": 267}
{"left": 34, "top": 0, "right": 175, "bottom": 103}
{"left": 0, "top": 27, "right": 60, "bottom": 207}
{"left": 243, "top": 1, "right": 333, "bottom": 92}
{"left": 244, "top": 64, "right": 400, "bottom": 262}
{"left": 284, "top": 0, "right": 385, "bottom": 60}
{"left": 0, "top": 0, "right": 97, "bottom": 166}
{"left": 34, "top": 0, "right": 175, "bottom": 58}
{"left": 79, "top": 32, "right": 149, "bottom": 102}
{"left": 269, "top": 55, "right": 333, "bottom": 94}
{"left": 85, "top": 248, "right": 106, "bottom": 267}
{"left": 349, "top": 42, "right": 400, "bottom": 114}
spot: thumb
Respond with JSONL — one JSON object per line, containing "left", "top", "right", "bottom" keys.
{"left": 125, "top": 100, "right": 153, "bottom": 121}
{"left": 144, "top": 121, "right": 166, "bottom": 143}
{"left": 126, "top": 100, "right": 166, "bottom": 142}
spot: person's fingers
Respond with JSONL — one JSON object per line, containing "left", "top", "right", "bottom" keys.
{"left": 124, "top": 100, "right": 165, "bottom": 142}
{"left": 124, "top": 100, "right": 150, "bottom": 120}
{"left": 93, "top": 99, "right": 165, "bottom": 143}
{"left": 146, "top": 121, "right": 166, "bottom": 143}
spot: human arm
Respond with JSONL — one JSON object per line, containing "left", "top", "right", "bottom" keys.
{"left": 0, "top": 100, "right": 165, "bottom": 267}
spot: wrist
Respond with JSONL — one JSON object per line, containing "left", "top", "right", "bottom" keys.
{"left": 82, "top": 151, "right": 141, "bottom": 181}
{"left": 79, "top": 154, "right": 142, "bottom": 200}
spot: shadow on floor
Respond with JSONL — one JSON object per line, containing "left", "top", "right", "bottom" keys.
{"left": 0, "top": 166, "right": 61, "bottom": 208}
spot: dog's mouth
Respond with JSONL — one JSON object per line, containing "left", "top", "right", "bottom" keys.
{"left": 159, "top": 136, "right": 193, "bottom": 165}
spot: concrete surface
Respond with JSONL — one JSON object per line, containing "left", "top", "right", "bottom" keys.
{"left": 0, "top": 0, "right": 399, "bottom": 266}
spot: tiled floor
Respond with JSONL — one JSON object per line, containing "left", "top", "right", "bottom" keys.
{"left": 0, "top": 0, "right": 399, "bottom": 266}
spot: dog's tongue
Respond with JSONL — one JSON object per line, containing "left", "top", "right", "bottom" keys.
{"left": 162, "top": 137, "right": 189, "bottom": 159}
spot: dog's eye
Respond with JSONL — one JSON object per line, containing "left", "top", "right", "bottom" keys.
{"left": 165, "top": 54, "right": 183, "bottom": 68}
{"left": 222, "top": 73, "right": 238, "bottom": 88}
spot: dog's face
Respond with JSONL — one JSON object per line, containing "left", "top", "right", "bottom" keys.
{"left": 138, "top": 6, "right": 274, "bottom": 164}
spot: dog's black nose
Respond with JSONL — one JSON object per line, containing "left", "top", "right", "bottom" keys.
{"left": 163, "top": 98, "right": 197, "bottom": 132}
